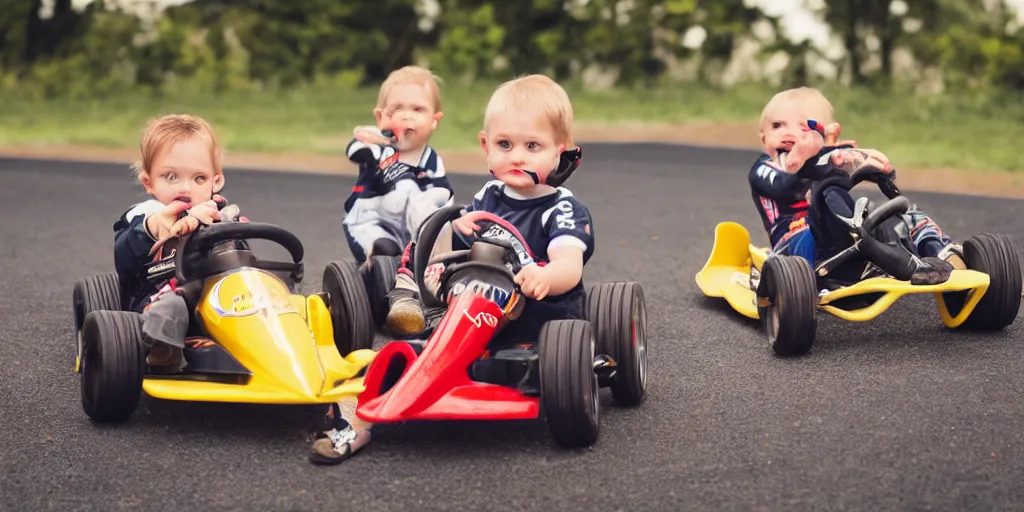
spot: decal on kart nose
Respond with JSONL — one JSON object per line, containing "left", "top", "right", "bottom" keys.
{"left": 208, "top": 273, "right": 297, "bottom": 317}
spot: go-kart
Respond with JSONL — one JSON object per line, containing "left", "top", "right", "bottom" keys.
{"left": 71, "top": 206, "right": 378, "bottom": 422}
{"left": 354, "top": 205, "right": 648, "bottom": 449}
{"left": 696, "top": 166, "right": 1022, "bottom": 357}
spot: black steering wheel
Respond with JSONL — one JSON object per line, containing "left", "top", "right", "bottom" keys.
{"left": 851, "top": 165, "right": 901, "bottom": 199}
{"left": 173, "top": 215, "right": 305, "bottom": 285}
{"left": 413, "top": 205, "right": 539, "bottom": 308}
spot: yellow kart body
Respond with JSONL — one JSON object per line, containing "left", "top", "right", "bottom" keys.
{"left": 141, "top": 268, "right": 376, "bottom": 404}
{"left": 695, "top": 222, "right": 991, "bottom": 328}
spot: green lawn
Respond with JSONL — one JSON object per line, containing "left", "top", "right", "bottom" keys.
{"left": 1, "top": 82, "right": 1021, "bottom": 172}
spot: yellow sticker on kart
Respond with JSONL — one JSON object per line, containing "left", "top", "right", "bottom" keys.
{"left": 208, "top": 270, "right": 297, "bottom": 318}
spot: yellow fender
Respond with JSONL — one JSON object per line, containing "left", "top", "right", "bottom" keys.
{"left": 695, "top": 222, "right": 763, "bottom": 319}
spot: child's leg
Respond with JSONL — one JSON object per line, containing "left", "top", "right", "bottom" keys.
{"left": 772, "top": 216, "right": 816, "bottom": 266}
{"left": 405, "top": 187, "right": 454, "bottom": 244}
{"left": 344, "top": 220, "right": 402, "bottom": 264}
{"left": 385, "top": 223, "right": 453, "bottom": 336}
{"left": 309, "top": 396, "right": 373, "bottom": 465}
{"left": 813, "top": 186, "right": 955, "bottom": 284}
{"left": 900, "top": 209, "right": 966, "bottom": 269}
{"left": 139, "top": 287, "right": 189, "bottom": 373}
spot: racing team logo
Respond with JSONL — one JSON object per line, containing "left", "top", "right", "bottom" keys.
{"left": 378, "top": 146, "right": 399, "bottom": 170}
{"left": 377, "top": 146, "right": 415, "bottom": 183}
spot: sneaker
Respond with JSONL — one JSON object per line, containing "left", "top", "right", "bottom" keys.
{"left": 910, "top": 256, "right": 955, "bottom": 285}
{"left": 385, "top": 289, "right": 426, "bottom": 336}
{"left": 937, "top": 243, "right": 967, "bottom": 271}
{"left": 309, "top": 424, "right": 371, "bottom": 465}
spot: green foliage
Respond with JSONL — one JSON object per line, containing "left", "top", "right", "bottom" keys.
{"left": 1, "top": 81, "right": 1020, "bottom": 174}
{"left": 0, "top": 0, "right": 1020, "bottom": 101}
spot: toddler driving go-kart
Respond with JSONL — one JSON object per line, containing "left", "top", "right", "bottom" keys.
{"left": 354, "top": 205, "right": 647, "bottom": 449}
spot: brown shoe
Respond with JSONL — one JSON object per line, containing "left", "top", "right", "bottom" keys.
{"left": 146, "top": 343, "right": 183, "bottom": 373}
{"left": 385, "top": 290, "right": 426, "bottom": 336}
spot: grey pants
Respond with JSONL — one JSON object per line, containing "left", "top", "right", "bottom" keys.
{"left": 140, "top": 292, "right": 189, "bottom": 350}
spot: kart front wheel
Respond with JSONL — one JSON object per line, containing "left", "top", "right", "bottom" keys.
{"left": 323, "top": 260, "right": 375, "bottom": 355}
{"left": 757, "top": 255, "right": 818, "bottom": 357}
{"left": 73, "top": 273, "right": 121, "bottom": 370}
{"left": 363, "top": 255, "right": 400, "bottom": 328}
{"left": 80, "top": 310, "right": 145, "bottom": 422}
{"left": 586, "top": 282, "right": 647, "bottom": 407}
{"left": 539, "top": 319, "right": 600, "bottom": 449}
{"left": 946, "top": 234, "right": 1022, "bottom": 331}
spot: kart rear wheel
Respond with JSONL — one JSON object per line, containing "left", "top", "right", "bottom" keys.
{"left": 73, "top": 273, "right": 121, "bottom": 368}
{"left": 80, "top": 310, "right": 145, "bottom": 422}
{"left": 585, "top": 282, "right": 647, "bottom": 407}
{"left": 538, "top": 319, "right": 600, "bottom": 449}
{"left": 364, "top": 255, "right": 400, "bottom": 328}
{"left": 945, "top": 234, "right": 1022, "bottom": 331}
{"left": 323, "top": 260, "right": 375, "bottom": 355}
{"left": 757, "top": 255, "right": 818, "bottom": 357}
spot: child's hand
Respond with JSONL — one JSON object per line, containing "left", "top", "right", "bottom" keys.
{"left": 452, "top": 215, "right": 481, "bottom": 236}
{"left": 186, "top": 198, "right": 222, "bottom": 225}
{"left": 822, "top": 122, "right": 859, "bottom": 148}
{"left": 353, "top": 125, "right": 395, "bottom": 146}
{"left": 146, "top": 200, "right": 189, "bottom": 242}
{"left": 514, "top": 264, "right": 553, "bottom": 300}
{"left": 149, "top": 216, "right": 200, "bottom": 255}
{"left": 146, "top": 196, "right": 224, "bottom": 255}
{"left": 831, "top": 148, "right": 893, "bottom": 174}
{"left": 783, "top": 126, "right": 824, "bottom": 174}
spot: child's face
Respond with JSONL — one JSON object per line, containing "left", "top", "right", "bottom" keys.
{"left": 141, "top": 138, "right": 222, "bottom": 206}
{"left": 375, "top": 82, "right": 442, "bottom": 152}
{"left": 479, "top": 107, "right": 564, "bottom": 190}
{"left": 760, "top": 99, "right": 822, "bottom": 163}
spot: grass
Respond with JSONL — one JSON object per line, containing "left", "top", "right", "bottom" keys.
{"left": 0, "top": 82, "right": 1021, "bottom": 173}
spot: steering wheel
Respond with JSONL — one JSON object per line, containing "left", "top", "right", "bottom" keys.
{"left": 413, "top": 205, "right": 540, "bottom": 308}
{"left": 851, "top": 165, "right": 901, "bottom": 199}
{"left": 173, "top": 216, "right": 305, "bottom": 285}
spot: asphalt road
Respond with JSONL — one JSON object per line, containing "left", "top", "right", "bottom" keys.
{"left": 2, "top": 145, "right": 1023, "bottom": 512}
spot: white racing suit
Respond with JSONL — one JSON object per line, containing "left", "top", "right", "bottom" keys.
{"left": 342, "top": 139, "right": 454, "bottom": 263}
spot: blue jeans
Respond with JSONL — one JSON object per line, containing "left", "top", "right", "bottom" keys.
{"left": 772, "top": 214, "right": 816, "bottom": 266}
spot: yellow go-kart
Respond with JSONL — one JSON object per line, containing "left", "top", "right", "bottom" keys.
{"left": 71, "top": 211, "right": 378, "bottom": 422}
{"left": 696, "top": 168, "right": 1022, "bottom": 357}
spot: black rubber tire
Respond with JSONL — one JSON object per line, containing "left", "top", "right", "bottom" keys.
{"left": 73, "top": 273, "right": 121, "bottom": 363}
{"left": 538, "top": 319, "right": 600, "bottom": 449}
{"left": 322, "top": 260, "right": 375, "bottom": 356}
{"left": 364, "top": 255, "right": 400, "bottom": 328}
{"left": 947, "top": 234, "right": 1022, "bottom": 331}
{"left": 80, "top": 310, "right": 146, "bottom": 422}
{"left": 585, "top": 282, "right": 647, "bottom": 407}
{"left": 756, "top": 255, "right": 818, "bottom": 357}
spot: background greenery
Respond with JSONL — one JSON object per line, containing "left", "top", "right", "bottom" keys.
{"left": 1, "top": 0, "right": 1022, "bottom": 172}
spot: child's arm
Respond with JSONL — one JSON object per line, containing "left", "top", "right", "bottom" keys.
{"left": 113, "top": 201, "right": 165, "bottom": 277}
{"left": 515, "top": 197, "right": 594, "bottom": 300}
{"left": 516, "top": 245, "right": 584, "bottom": 300}
{"left": 749, "top": 155, "right": 812, "bottom": 201}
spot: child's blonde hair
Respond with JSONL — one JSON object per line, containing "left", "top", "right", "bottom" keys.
{"left": 759, "top": 86, "right": 835, "bottom": 132}
{"left": 484, "top": 74, "right": 575, "bottom": 148}
{"left": 133, "top": 114, "right": 223, "bottom": 179}
{"left": 376, "top": 66, "right": 443, "bottom": 112}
